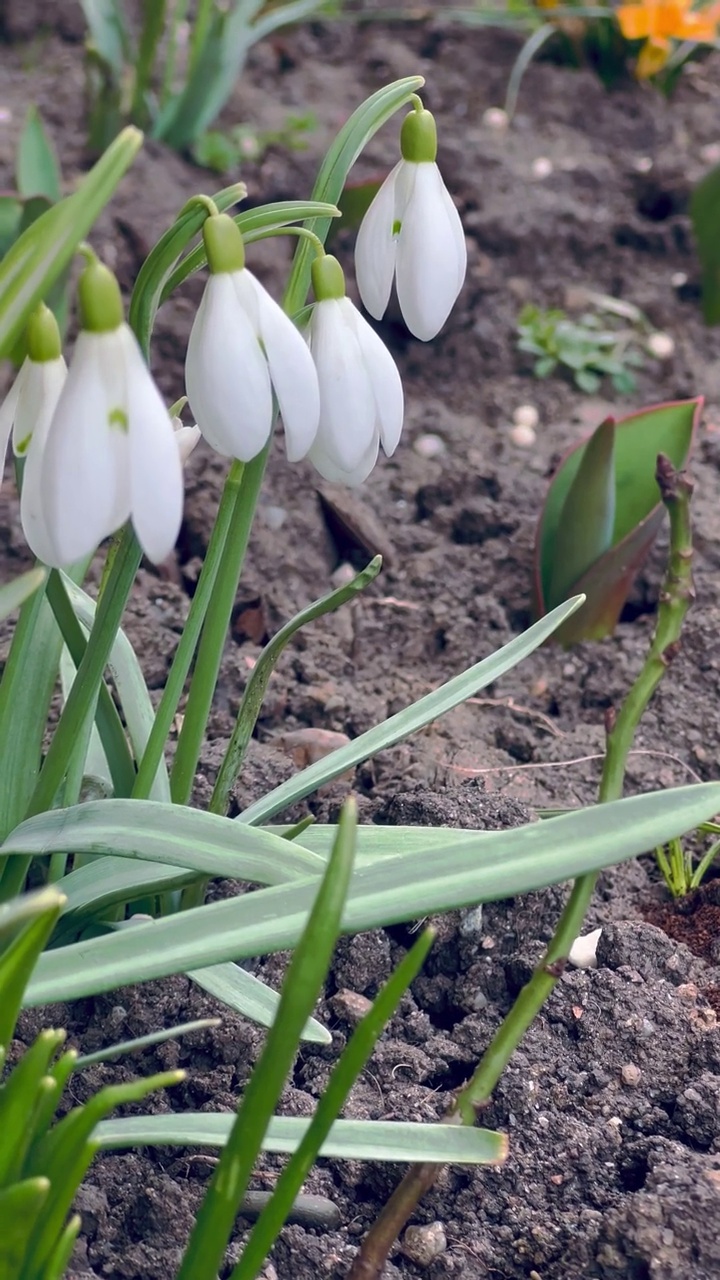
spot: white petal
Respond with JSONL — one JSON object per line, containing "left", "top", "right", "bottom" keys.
{"left": 174, "top": 423, "right": 202, "bottom": 466}
{"left": 396, "top": 162, "right": 467, "bottom": 341}
{"left": 344, "top": 304, "right": 404, "bottom": 457}
{"left": 246, "top": 272, "right": 319, "bottom": 461}
{"left": 308, "top": 430, "right": 379, "bottom": 487}
{"left": 354, "top": 162, "right": 403, "bottom": 321}
{"left": 41, "top": 331, "right": 129, "bottom": 567}
{"left": 18, "top": 358, "right": 68, "bottom": 564}
{"left": 0, "top": 361, "right": 27, "bottom": 480}
{"left": 309, "top": 299, "right": 377, "bottom": 473}
{"left": 185, "top": 274, "right": 273, "bottom": 461}
{"left": 120, "top": 326, "right": 184, "bottom": 564}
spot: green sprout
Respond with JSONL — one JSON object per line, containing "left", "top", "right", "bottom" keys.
{"left": 516, "top": 294, "right": 657, "bottom": 394}
{"left": 655, "top": 821, "right": 720, "bottom": 898}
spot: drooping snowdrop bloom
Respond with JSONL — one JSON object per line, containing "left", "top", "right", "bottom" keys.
{"left": 307, "top": 254, "right": 404, "bottom": 486}
{"left": 185, "top": 212, "right": 320, "bottom": 462}
{"left": 355, "top": 102, "right": 467, "bottom": 342}
{"left": 0, "top": 305, "right": 67, "bottom": 544}
{"left": 1, "top": 305, "right": 69, "bottom": 564}
{"left": 25, "top": 258, "right": 184, "bottom": 568}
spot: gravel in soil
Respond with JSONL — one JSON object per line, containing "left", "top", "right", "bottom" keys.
{"left": 4, "top": 10, "right": 720, "bottom": 1279}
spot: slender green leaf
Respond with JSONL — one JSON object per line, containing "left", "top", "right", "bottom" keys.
{"left": 4, "top": 799, "right": 326, "bottom": 908}
{"left": 239, "top": 596, "right": 583, "bottom": 825}
{"left": 78, "top": 0, "right": 130, "bottom": 73}
{"left": 0, "top": 567, "right": 45, "bottom": 621}
{"left": 188, "top": 963, "right": 331, "bottom": 1044}
{"left": 0, "top": 1030, "right": 66, "bottom": 1187}
{"left": 96, "top": 1113, "right": 506, "bottom": 1164}
{"left": 16, "top": 107, "right": 61, "bottom": 203}
{"left": 74, "top": 1018, "right": 220, "bottom": 1068}
{"left": 234, "top": 927, "right": 437, "bottom": 1279}
{"left": 0, "top": 889, "right": 64, "bottom": 1048}
{"left": 212, "top": 556, "right": 382, "bottom": 814}
{"left": 60, "top": 574, "right": 170, "bottom": 800}
{"left": 25, "top": 784, "right": 720, "bottom": 1005}
{"left": 547, "top": 417, "right": 616, "bottom": 606}
{"left": 691, "top": 161, "right": 720, "bottom": 324}
{"left": 0, "top": 1179, "right": 51, "bottom": 1274}
{"left": 0, "top": 125, "right": 141, "bottom": 359}
{"left": 176, "top": 800, "right": 357, "bottom": 1280}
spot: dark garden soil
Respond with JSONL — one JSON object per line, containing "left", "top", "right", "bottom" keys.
{"left": 5, "top": 4, "right": 720, "bottom": 1277}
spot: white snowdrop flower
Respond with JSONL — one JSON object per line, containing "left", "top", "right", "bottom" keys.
{"left": 0, "top": 305, "right": 69, "bottom": 564}
{"left": 185, "top": 212, "right": 320, "bottom": 463}
{"left": 307, "top": 254, "right": 404, "bottom": 486}
{"left": 27, "top": 259, "right": 183, "bottom": 568}
{"left": 355, "top": 101, "right": 466, "bottom": 342}
{"left": 0, "top": 303, "right": 67, "bottom": 505}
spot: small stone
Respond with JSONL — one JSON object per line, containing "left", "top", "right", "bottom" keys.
{"left": 459, "top": 904, "right": 484, "bottom": 936}
{"left": 513, "top": 404, "right": 540, "bottom": 430}
{"left": 671, "top": 271, "right": 688, "bottom": 288}
{"left": 647, "top": 332, "right": 675, "bottom": 360}
{"left": 261, "top": 504, "right": 287, "bottom": 531}
{"left": 631, "top": 155, "right": 653, "bottom": 173}
{"left": 700, "top": 142, "right": 720, "bottom": 165}
{"left": 509, "top": 422, "right": 536, "bottom": 448}
{"left": 275, "top": 728, "right": 352, "bottom": 770}
{"left": 413, "top": 433, "right": 446, "bottom": 459}
{"left": 621, "top": 1063, "right": 642, "bottom": 1087}
{"left": 402, "top": 1222, "right": 448, "bottom": 1266}
{"left": 568, "top": 927, "right": 602, "bottom": 969}
{"left": 531, "top": 156, "right": 553, "bottom": 180}
{"left": 330, "top": 989, "right": 373, "bottom": 1024}
{"left": 483, "top": 106, "right": 509, "bottom": 131}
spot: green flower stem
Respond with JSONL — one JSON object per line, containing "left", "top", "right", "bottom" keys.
{"left": 349, "top": 456, "right": 696, "bottom": 1280}
{"left": 169, "top": 458, "right": 251, "bottom": 806}
{"left": 131, "top": 465, "right": 242, "bottom": 800}
{"left": 44, "top": 570, "right": 136, "bottom": 799}
{"left": 24, "top": 529, "right": 142, "bottom": 824}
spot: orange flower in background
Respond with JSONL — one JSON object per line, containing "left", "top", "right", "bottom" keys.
{"left": 617, "top": 0, "right": 720, "bottom": 76}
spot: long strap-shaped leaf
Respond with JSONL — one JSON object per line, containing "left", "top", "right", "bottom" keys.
{"left": 95, "top": 1113, "right": 505, "bottom": 1165}
{"left": 24, "top": 783, "right": 720, "bottom": 1006}
{"left": 239, "top": 596, "right": 583, "bottom": 824}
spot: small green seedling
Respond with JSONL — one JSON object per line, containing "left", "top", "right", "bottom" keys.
{"left": 534, "top": 398, "right": 700, "bottom": 642}
{"left": 517, "top": 298, "right": 651, "bottom": 394}
{"left": 655, "top": 821, "right": 720, "bottom": 898}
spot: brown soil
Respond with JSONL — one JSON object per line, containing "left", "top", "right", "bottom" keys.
{"left": 4, "top": 7, "right": 720, "bottom": 1279}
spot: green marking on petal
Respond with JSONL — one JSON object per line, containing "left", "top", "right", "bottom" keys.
{"left": 392, "top": 219, "right": 402, "bottom": 237}
{"left": 15, "top": 432, "right": 32, "bottom": 455}
{"left": 108, "top": 407, "right": 129, "bottom": 432}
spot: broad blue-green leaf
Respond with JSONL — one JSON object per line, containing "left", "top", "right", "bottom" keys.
{"left": 96, "top": 1113, "right": 506, "bottom": 1164}
{"left": 24, "top": 783, "right": 720, "bottom": 1005}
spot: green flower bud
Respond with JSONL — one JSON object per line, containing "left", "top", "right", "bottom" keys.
{"left": 400, "top": 106, "right": 437, "bottom": 164}
{"left": 78, "top": 261, "right": 124, "bottom": 333}
{"left": 203, "top": 213, "right": 246, "bottom": 274}
{"left": 311, "top": 254, "right": 346, "bottom": 301}
{"left": 26, "top": 303, "right": 62, "bottom": 362}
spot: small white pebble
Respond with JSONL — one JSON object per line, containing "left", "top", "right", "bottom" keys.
{"left": 402, "top": 1222, "right": 448, "bottom": 1266}
{"left": 531, "top": 156, "right": 553, "bottom": 180}
{"left": 0, "top": 107, "right": 12, "bottom": 125}
{"left": 671, "top": 271, "right": 688, "bottom": 288}
{"left": 331, "top": 562, "right": 356, "bottom": 589}
{"left": 513, "top": 403, "right": 540, "bottom": 430}
{"left": 647, "top": 332, "right": 675, "bottom": 360}
{"left": 568, "top": 927, "right": 602, "bottom": 969}
{"left": 700, "top": 142, "right": 720, "bottom": 166}
{"left": 631, "top": 155, "right": 653, "bottom": 173}
{"left": 509, "top": 422, "right": 536, "bottom": 448}
{"left": 621, "top": 1063, "right": 642, "bottom": 1087}
{"left": 413, "top": 433, "right": 446, "bottom": 459}
{"left": 483, "top": 107, "right": 509, "bottom": 131}
{"left": 261, "top": 505, "right": 287, "bottom": 531}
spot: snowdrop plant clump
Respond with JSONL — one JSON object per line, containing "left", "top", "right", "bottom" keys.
{"left": 1, "top": 74, "right": 709, "bottom": 1280}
